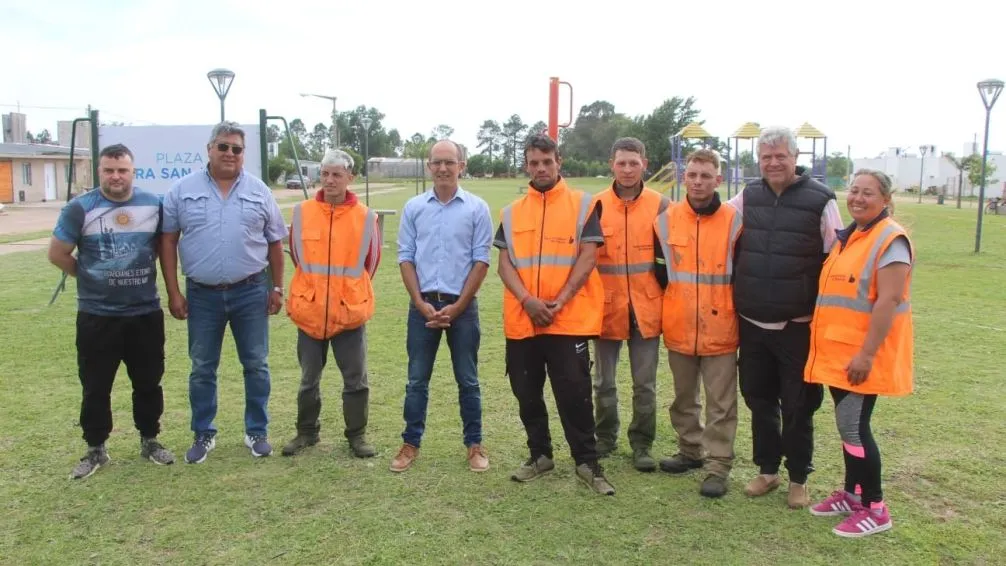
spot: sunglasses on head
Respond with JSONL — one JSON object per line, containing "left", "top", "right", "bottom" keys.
{"left": 215, "top": 142, "right": 244, "bottom": 155}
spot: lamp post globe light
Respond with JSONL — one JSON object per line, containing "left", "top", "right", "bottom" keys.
{"left": 300, "top": 93, "right": 339, "bottom": 148}
{"left": 359, "top": 116, "right": 373, "bottom": 205}
{"left": 975, "top": 78, "right": 1004, "bottom": 254}
{"left": 206, "top": 68, "right": 235, "bottom": 122}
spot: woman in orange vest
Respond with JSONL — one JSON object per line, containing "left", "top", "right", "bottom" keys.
{"left": 282, "top": 149, "right": 381, "bottom": 459}
{"left": 804, "top": 169, "right": 914, "bottom": 538}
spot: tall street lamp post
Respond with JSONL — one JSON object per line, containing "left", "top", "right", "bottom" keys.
{"left": 207, "top": 68, "right": 235, "bottom": 122}
{"left": 300, "top": 93, "right": 339, "bottom": 148}
{"left": 975, "top": 78, "right": 1004, "bottom": 254}
{"left": 360, "top": 116, "right": 373, "bottom": 205}
{"left": 917, "top": 144, "right": 932, "bottom": 204}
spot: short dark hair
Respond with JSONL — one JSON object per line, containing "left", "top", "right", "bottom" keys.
{"left": 610, "top": 137, "right": 646, "bottom": 159}
{"left": 524, "top": 134, "right": 560, "bottom": 161}
{"left": 99, "top": 143, "right": 134, "bottom": 162}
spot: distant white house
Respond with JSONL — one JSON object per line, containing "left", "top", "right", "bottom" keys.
{"left": 853, "top": 144, "right": 1006, "bottom": 199}
{"left": 367, "top": 157, "right": 429, "bottom": 179}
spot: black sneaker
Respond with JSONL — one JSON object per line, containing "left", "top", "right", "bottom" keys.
{"left": 140, "top": 437, "right": 175, "bottom": 465}
{"left": 659, "top": 453, "right": 703, "bottom": 474}
{"left": 70, "top": 445, "right": 110, "bottom": 480}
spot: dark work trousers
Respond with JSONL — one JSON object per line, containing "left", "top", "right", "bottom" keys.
{"left": 295, "top": 326, "right": 369, "bottom": 440}
{"left": 76, "top": 309, "right": 166, "bottom": 447}
{"left": 506, "top": 334, "right": 598, "bottom": 466}
{"left": 738, "top": 318, "right": 823, "bottom": 484}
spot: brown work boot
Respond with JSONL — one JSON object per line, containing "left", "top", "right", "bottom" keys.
{"left": 745, "top": 474, "right": 781, "bottom": 497}
{"left": 788, "top": 482, "right": 810, "bottom": 509}
{"left": 467, "top": 444, "right": 489, "bottom": 472}
{"left": 389, "top": 443, "right": 418, "bottom": 473}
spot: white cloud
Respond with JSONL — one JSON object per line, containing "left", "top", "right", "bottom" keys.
{"left": 3, "top": 0, "right": 1004, "bottom": 161}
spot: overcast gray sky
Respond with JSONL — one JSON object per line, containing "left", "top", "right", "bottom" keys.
{"left": 3, "top": 0, "right": 1004, "bottom": 161}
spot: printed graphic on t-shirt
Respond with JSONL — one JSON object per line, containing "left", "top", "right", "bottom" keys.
{"left": 53, "top": 189, "right": 162, "bottom": 316}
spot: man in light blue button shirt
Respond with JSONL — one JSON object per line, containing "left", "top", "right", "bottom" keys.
{"left": 389, "top": 140, "right": 493, "bottom": 474}
{"left": 159, "top": 122, "right": 288, "bottom": 463}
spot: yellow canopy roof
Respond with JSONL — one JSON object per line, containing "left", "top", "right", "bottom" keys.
{"left": 675, "top": 122, "right": 713, "bottom": 139}
{"left": 794, "top": 122, "right": 826, "bottom": 138}
{"left": 731, "top": 122, "right": 762, "bottom": 139}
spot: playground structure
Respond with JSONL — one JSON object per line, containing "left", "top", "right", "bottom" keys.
{"left": 545, "top": 80, "right": 831, "bottom": 201}
{"left": 646, "top": 122, "right": 714, "bottom": 201}
{"left": 794, "top": 122, "right": 828, "bottom": 183}
{"left": 704, "top": 120, "right": 828, "bottom": 200}
{"left": 726, "top": 122, "right": 762, "bottom": 199}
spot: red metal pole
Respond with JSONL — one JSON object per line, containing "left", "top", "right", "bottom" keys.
{"left": 548, "top": 77, "right": 559, "bottom": 141}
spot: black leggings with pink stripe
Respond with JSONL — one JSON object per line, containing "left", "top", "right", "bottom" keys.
{"left": 831, "top": 387, "right": 881, "bottom": 505}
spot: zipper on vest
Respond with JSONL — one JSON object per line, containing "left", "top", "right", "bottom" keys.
{"left": 323, "top": 206, "right": 334, "bottom": 340}
{"left": 806, "top": 241, "right": 838, "bottom": 379}
{"left": 624, "top": 203, "right": 632, "bottom": 336}
{"left": 535, "top": 197, "right": 546, "bottom": 333}
{"left": 694, "top": 215, "right": 700, "bottom": 356}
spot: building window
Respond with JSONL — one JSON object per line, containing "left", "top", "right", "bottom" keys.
{"left": 21, "top": 163, "right": 31, "bottom": 185}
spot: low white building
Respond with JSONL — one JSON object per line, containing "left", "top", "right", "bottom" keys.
{"left": 853, "top": 145, "right": 1006, "bottom": 199}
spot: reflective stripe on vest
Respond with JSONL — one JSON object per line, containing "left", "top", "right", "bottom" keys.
{"left": 655, "top": 207, "right": 742, "bottom": 285}
{"left": 292, "top": 203, "right": 376, "bottom": 277}
{"left": 597, "top": 263, "right": 653, "bottom": 275}
{"left": 501, "top": 190, "right": 593, "bottom": 268}
{"left": 814, "top": 224, "right": 911, "bottom": 314}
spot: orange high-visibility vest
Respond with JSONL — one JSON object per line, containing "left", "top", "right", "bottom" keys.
{"left": 654, "top": 200, "right": 743, "bottom": 356}
{"left": 804, "top": 216, "right": 914, "bottom": 396}
{"left": 500, "top": 179, "right": 604, "bottom": 340}
{"left": 595, "top": 186, "right": 670, "bottom": 340}
{"left": 286, "top": 200, "right": 377, "bottom": 340}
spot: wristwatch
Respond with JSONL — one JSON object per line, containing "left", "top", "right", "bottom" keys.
{"left": 272, "top": 286, "right": 283, "bottom": 295}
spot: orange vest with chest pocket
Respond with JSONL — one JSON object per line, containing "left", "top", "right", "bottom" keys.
{"left": 595, "top": 186, "right": 670, "bottom": 340}
{"left": 654, "top": 200, "right": 742, "bottom": 356}
{"left": 286, "top": 200, "right": 377, "bottom": 340}
{"left": 500, "top": 179, "right": 604, "bottom": 340}
{"left": 804, "top": 217, "right": 914, "bottom": 396}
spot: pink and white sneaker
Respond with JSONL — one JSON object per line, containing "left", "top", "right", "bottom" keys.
{"left": 810, "top": 490, "right": 862, "bottom": 517}
{"left": 833, "top": 505, "right": 892, "bottom": 538}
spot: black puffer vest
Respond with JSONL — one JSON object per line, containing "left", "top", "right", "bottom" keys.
{"left": 734, "top": 170, "right": 836, "bottom": 323}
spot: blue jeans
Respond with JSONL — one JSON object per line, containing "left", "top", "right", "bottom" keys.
{"left": 402, "top": 298, "right": 482, "bottom": 447}
{"left": 186, "top": 273, "right": 271, "bottom": 437}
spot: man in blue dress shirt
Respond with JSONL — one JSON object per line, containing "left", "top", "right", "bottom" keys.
{"left": 159, "top": 122, "right": 288, "bottom": 463}
{"left": 390, "top": 140, "right": 493, "bottom": 474}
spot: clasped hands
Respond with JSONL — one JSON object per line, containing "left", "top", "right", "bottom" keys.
{"left": 419, "top": 301, "right": 460, "bottom": 329}
{"left": 521, "top": 295, "right": 567, "bottom": 327}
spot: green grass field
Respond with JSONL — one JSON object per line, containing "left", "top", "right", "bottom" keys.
{"left": 0, "top": 230, "right": 51, "bottom": 245}
{"left": 1, "top": 178, "right": 1004, "bottom": 565}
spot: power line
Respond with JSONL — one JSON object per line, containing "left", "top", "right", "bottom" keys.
{"left": 0, "top": 103, "right": 87, "bottom": 111}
